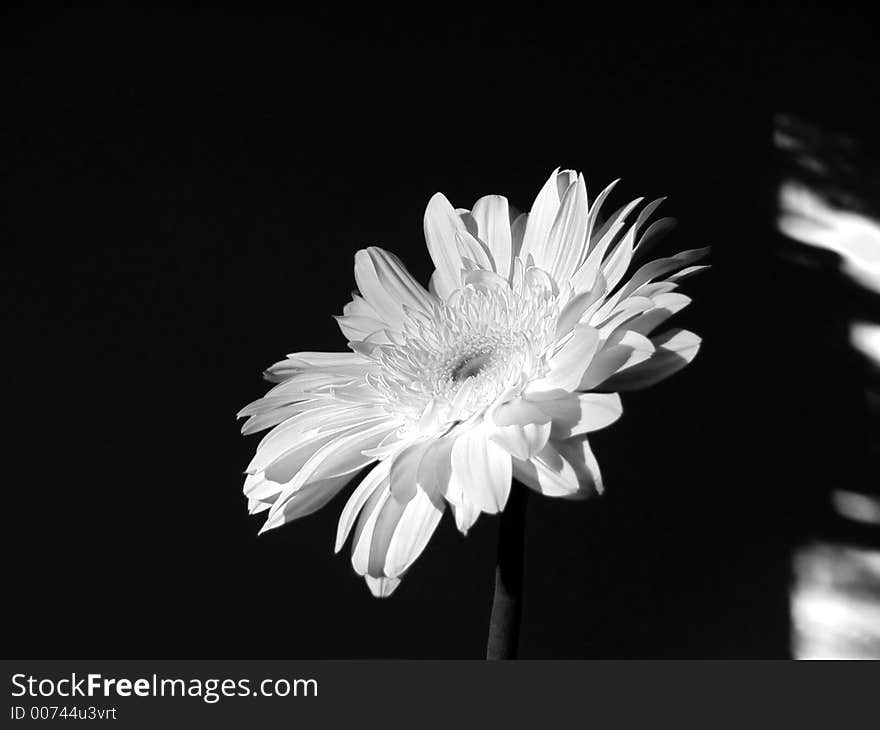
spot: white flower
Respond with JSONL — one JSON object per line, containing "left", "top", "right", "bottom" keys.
{"left": 239, "top": 168, "right": 708, "bottom": 597}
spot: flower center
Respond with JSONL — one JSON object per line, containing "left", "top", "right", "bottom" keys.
{"left": 368, "top": 269, "right": 561, "bottom": 428}
{"left": 451, "top": 351, "right": 494, "bottom": 381}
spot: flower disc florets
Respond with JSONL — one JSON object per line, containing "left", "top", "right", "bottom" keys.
{"left": 370, "top": 274, "right": 559, "bottom": 426}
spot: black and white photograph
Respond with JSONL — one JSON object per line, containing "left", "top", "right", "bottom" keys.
{"left": 3, "top": 5, "right": 879, "bottom": 726}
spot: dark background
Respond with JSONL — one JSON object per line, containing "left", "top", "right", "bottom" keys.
{"left": 3, "top": 7, "right": 878, "bottom": 658}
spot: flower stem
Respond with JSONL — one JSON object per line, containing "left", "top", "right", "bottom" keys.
{"left": 485, "top": 483, "right": 528, "bottom": 660}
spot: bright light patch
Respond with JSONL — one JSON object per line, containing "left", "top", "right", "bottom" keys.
{"left": 792, "top": 543, "right": 880, "bottom": 659}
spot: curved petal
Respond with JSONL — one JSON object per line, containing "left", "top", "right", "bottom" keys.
{"left": 424, "top": 192, "right": 468, "bottom": 299}
{"left": 416, "top": 437, "right": 454, "bottom": 502}
{"left": 257, "top": 472, "right": 353, "bottom": 535}
{"left": 450, "top": 426, "right": 512, "bottom": 515}
{"left": 490, "top": 397, "right": 552, "bottom": 427}
{"left": 607, "top": 247, "right": 710, "bottom": 311}
{"left": 601, "top": 328, "right": 701, "bottom": 391}
{"left": 489, "top": 421, "right": 552, "bottom": 460}
{"left": 510, "top": 213, "right": 528, "bottom": 263}
{"left": 511, "top": 442, "right": 579, "bottom": 498}
{"left": 384, "top": 488, "right": 445, "bottom": 578}
{"left": 582, "top": 197, "right": 644, "bottom": 277}
{"left": 520, "top": 168, "right": 562, "bottom": 267}
{"left": 247, "top": 404, "right": 384, "bottom": 474}
{"left": 512, "top": 438, "right": 602, "bottom": 499}
{"left": 350, "top": 487, "right": 394, "bottom": 577}
{"left": 601, "top": 220, "right": 638, "bottom": 293}
{"left": 349, "top": 473, "right": 445, "bottom": 585}
{"left": 335, "top": 459, "right": 391, "bottom": 552}
{"left": 266, "top": 419, "right": 398, "bottom": 517}
{"left": 626, "top": 293, "right": 691, "bottom": 337}
{"left": 582, "top": 178, "right": 620, "bottom": 258}
{"left": 444, "top": 484, "right": 481, "bottom": 535}
{"left": 545, "top": 173, "right": 589, "bottom": 284}
{"left": 471, "top": 195, "right": 513, "bottom": 281}
{"left": 455, "top": 230, "right": 495, "bottom": 272}
{"left": 281, "top": 351, "right": 373, "bottom": 371}
{"left": 578, "top": 331, "right": 655, "bottom": 391}
{"left": 335, "top": 314, "right": 386, "bottom": 342}
{"left": 365, "top": 247, "right": 436, "bottom": 315}
{"left": 389, "top": 441, "right": 431, "bottom": 505}
{"left": 534, "top": 392, "right": 623, "bottom": 438}
{"left": 354, "top": 249, "right": 406, "bottom": 328}
{"left": 365, "top": 575, "right": 401, "bottom": 598}
{"left": 527, "top": 325, "right": 600, "bottom": 393}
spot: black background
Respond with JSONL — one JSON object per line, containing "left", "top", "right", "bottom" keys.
{"left": 4, "top": 7, "right": 878, "bottom": 658}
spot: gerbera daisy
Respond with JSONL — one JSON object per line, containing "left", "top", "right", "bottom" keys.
{"left": 239, "top": 168, "right": 707, "bottom": 597}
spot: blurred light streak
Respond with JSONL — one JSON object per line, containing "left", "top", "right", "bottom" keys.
{"left": 832, "top": 489, "right": 880, "bottom": 527}
{"left": 792, "top": 543, "right": 880, "bottom": 659}
{"left": 777, "top": 115, "right": 880, "bottom": 658}
{"left": 778, "top": 181, "right": 880, "bottom": 296}
{"left": 850, "top": 321, "right": 880, "bottom": 366}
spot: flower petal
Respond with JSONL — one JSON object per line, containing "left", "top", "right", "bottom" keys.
{"left": 512, "top": 438, "right": 602, "bottom": 498}
{"left": 450, "top": 426, "right": 512, "bottom": 514}
{"left": 365, "top": 247, "right": 435, "bottom": 315}
{"left": 601, "top": 328, "right": 701, "bottom": 390}
{"left": 416, "top": 437, "right": 454, "bottom": 502}
{"left": 366, "top": 488, "right": 407, "bottom": 576}
{"left": 247, "top": 405, "right": 386, "bottom": 474}
{"left": 583, "top": 178, "right": 620, "bottom": 257}
{"left": 334, "top": 459, "right": 391, "bottom": 552}
{"left": 389, "top": 441, "right": 430, "bottom": 505}
{"left": 490, "top": 397, "right": 552, "bottom": 427}
{"left": 578, "top": 331, "right": 655, "bottom": 390}
{"left": 257, "top": 473, "right": 353, "bottom": 535}
{"left": 424, "top": 192, "right": 468, "bottom": 299}
{"left": 581, "top": 197, "right": 643, "bottom": 277}
{"left": 545, "top": 173, "right": 589, "bottom": 284}
{"left": 354, "top": 249, "right": 407, "bottom": 328}
{"left": 556, "top": 273, "right": 607, "bottom": 338}
{"left": 601, "top": 219, "right": 638, "bottom": 292}
{"left": 489, "top": 421, "right": 552, "bottom": 460}
{"left": 350, "top": 469, "right": 445, "bottom": 586}
{"left": 365, "top": 575, "right": 401, "bottom": 598}
{"left": 384, "top": 487, "right": 445, "bottom": 578}
{"left": 527, "top": 325, "right": 600, "bottom": 393}
{"left": 471, "top": 195, "right": 513, "bottom": 281}
{"left": 455, "top": 230, "right": 495, "bottom": 272}
{"left": 626, "top": 293, "right": 691, "bottom": 337}
{"left": 266, "top": 419, "right": 398, "bottom": 518}
{"left": 510, "top": 213, "right": 528, "bottom": 262}
{"left": 535, "top": 392, "right": 623, "bottom": 438}
{"left": 350, "top": 483, "right": 395, "bottom": 576}
{"left": 608, "top": 247, "right": 710, "bottom": 310}
{"left": 519, "top": 168, "right": 562, "bottom": 267}
{"left": 445, "top": 486, "right": 481, "bottom": 535}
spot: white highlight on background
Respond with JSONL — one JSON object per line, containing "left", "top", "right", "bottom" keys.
{"left": 777, "top": 127, "right": 880, "bottom": 659}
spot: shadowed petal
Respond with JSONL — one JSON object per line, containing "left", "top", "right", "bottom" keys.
{"left": 512, "top": 438, "right": 602, "bottom": 498}
{"left": 335, "top": 459, "right": 392, "bottom": 552}
{"left": 535, "top": 392, "right": 623, "bottom": 438}
{"left": 257, "top": 473, "right": 353, "bottom": 535}
{"left": 527, "top": 325, "right": 600, "bottom": 393}
{"left": 489, "top": 421, "right": 552, "bottom": 460}
{"left": 601, "top": 328, "right": 701, "bottom": 390}
{"left": 384, "top": 488, "right": 445, "bottom": 578}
